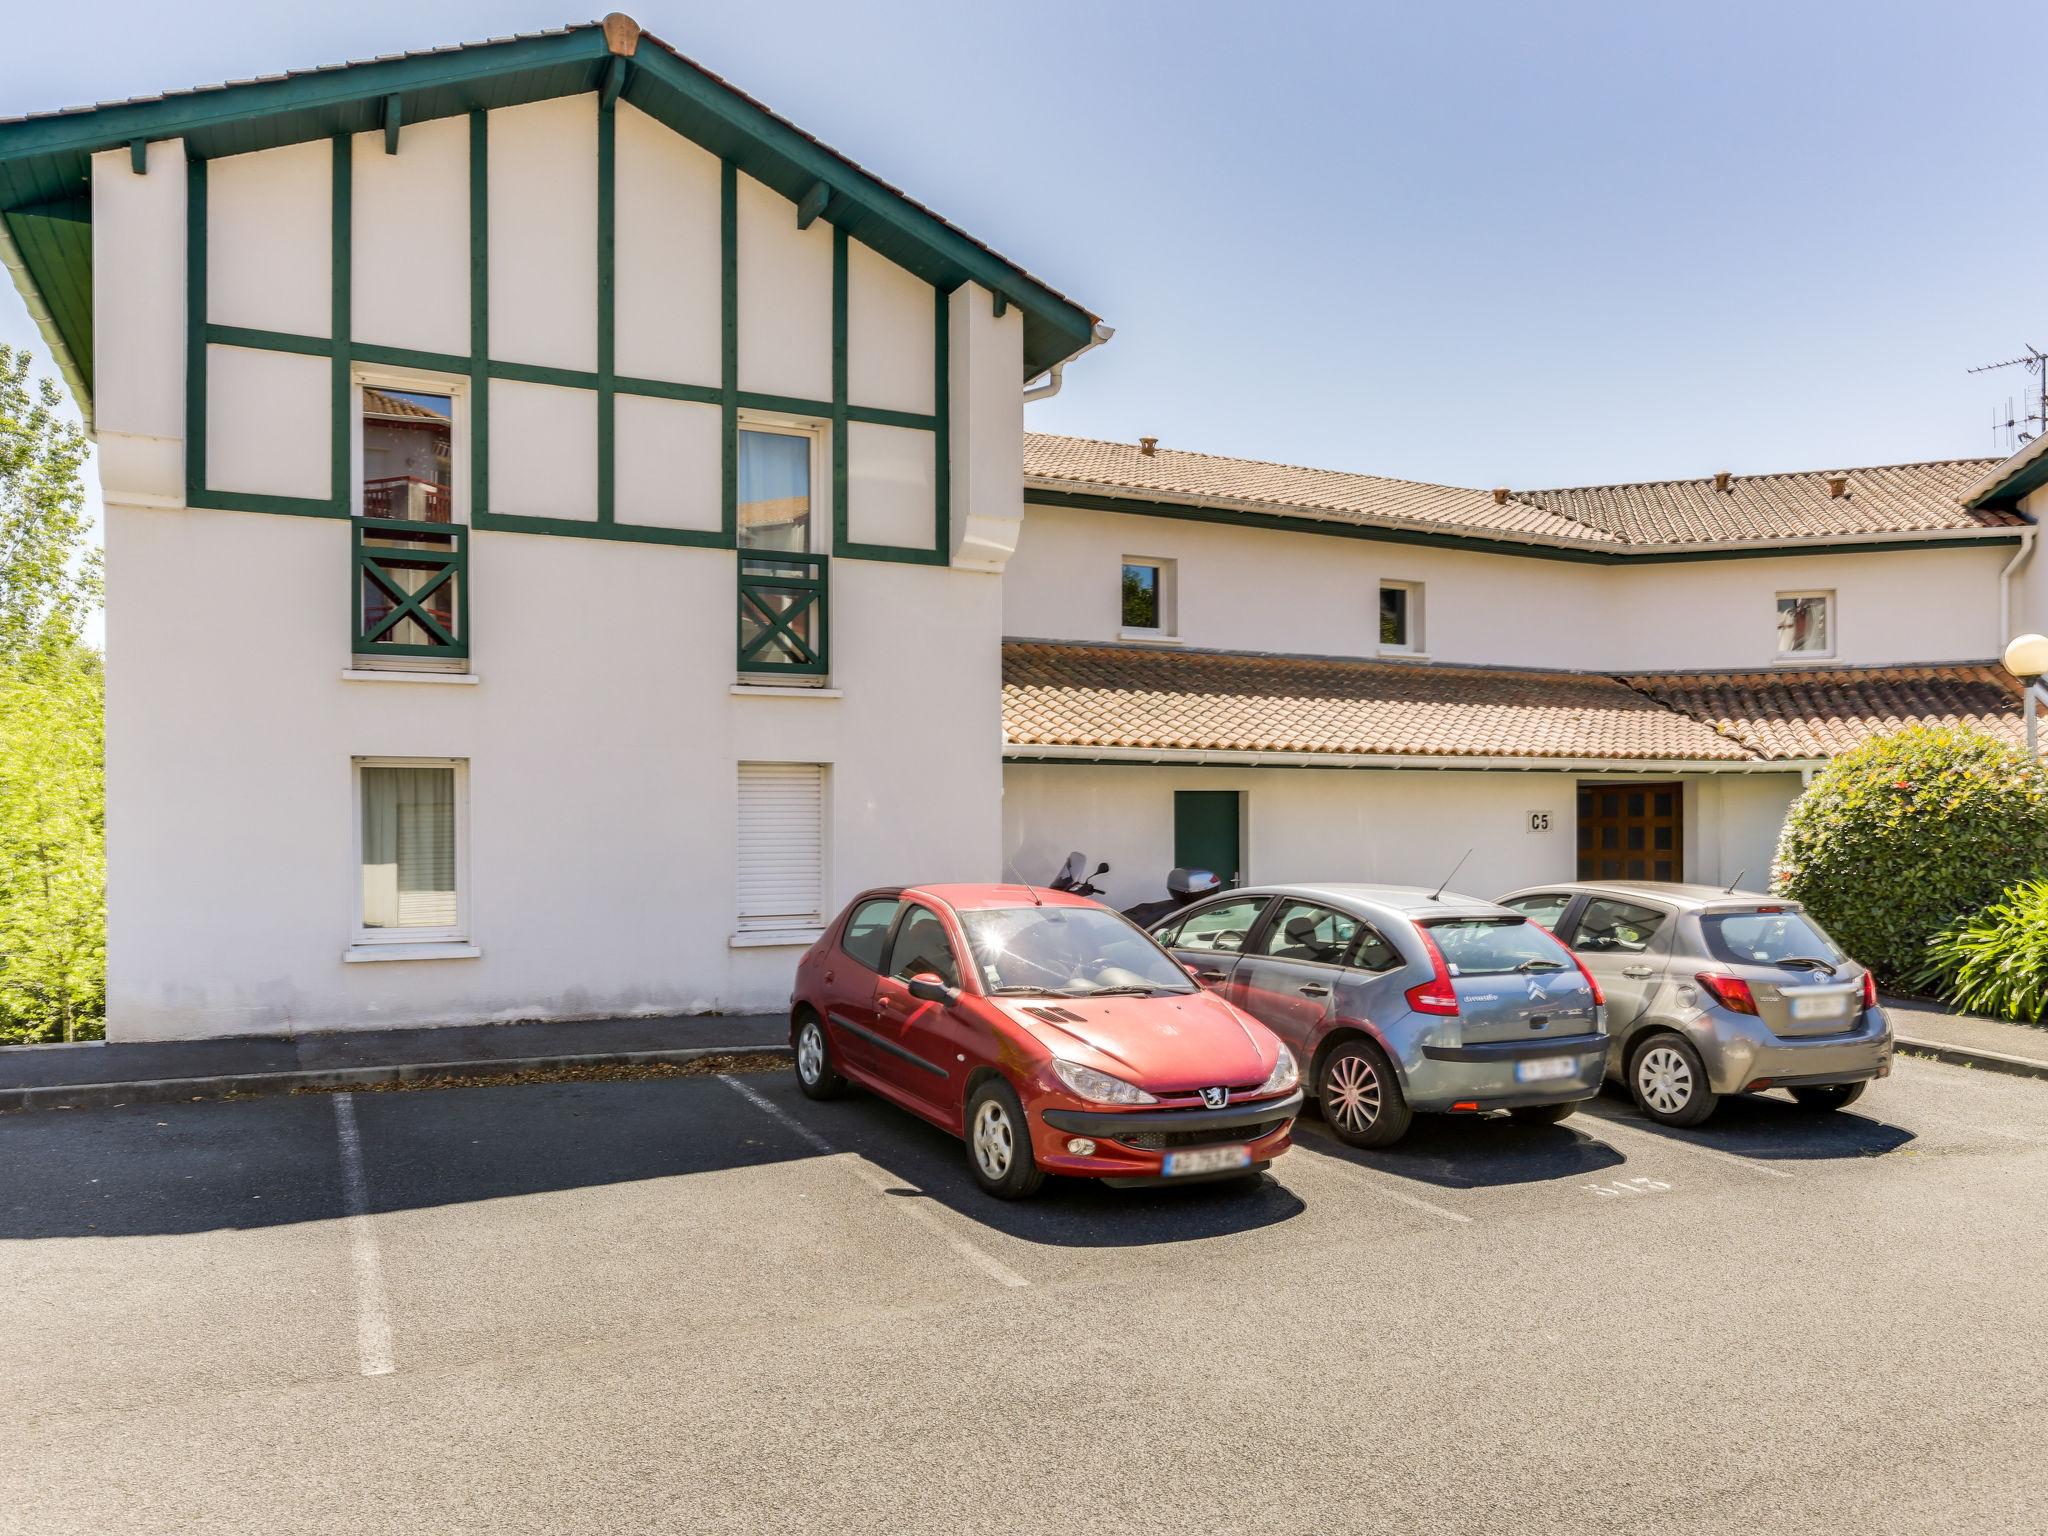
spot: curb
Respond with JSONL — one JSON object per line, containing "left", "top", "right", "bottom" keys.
{"left": 0, "top": 1044, "right": 793, "bottom": 1113}
{"left": 1895, "top": 1036, "right": 2048, "bottom": 1084}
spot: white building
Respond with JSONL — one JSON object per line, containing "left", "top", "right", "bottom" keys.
{"left": 3, "top": 16, "right": 2045, "bottom": 1042}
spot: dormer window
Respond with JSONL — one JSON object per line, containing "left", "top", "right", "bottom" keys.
{"left": 1776, "top": 591, "right": 1833, "bottom": 659}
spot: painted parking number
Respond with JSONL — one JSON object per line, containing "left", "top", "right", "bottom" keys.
{"left": 1585, "top": 1175, "right": 1672, "bottom": 1198}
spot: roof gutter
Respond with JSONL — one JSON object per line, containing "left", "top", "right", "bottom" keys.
{"left": 0, "top": 214, "right": 92, "bottom": 433}
{"left": 1002, "top": 743, "right": 1814, "bottom": 774}
{"left": 1022, "top": 323, "right": 1114, "bottom": 404}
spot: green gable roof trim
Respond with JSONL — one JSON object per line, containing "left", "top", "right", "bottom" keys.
{"left": 0, "top": 18, "right": 1101, "bottom": 418}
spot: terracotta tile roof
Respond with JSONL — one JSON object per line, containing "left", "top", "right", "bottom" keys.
{"left": 1023, "top": 435, "right": 2021, "bottom": 553}
{"left": 1625, "top": 665, "right": 2026, "bottom": 761}
{"left": 1002, "top": 641, "right": 1752, "bottom": 763}
{"left": 362, "top": 387, "right": 448, "bottom": 422}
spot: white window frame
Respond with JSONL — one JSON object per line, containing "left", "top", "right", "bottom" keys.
{"left": 1378, "top": 579, "right": 1425, "bottom": 656}
{"left": 733, "top": 760, "right": 830, "bottom": 947}
{"left": 351, "top": 365, "right": 469, "bottom": 526}
{"left": 350, "top": 756, "right": 471, "bottom": 950}
{"left": 1775, "top": 589, "right": 1835, "bottom": 661}
{"left": 736, "top": 412, "right": 829, "bottom": 556}
{"left": 1119, "top": 555, "right": 1178, "bottom": 641}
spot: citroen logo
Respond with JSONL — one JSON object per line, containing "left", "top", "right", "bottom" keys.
{"left": 1200, "top": 1086, "right": 1229, "bottom": 1109}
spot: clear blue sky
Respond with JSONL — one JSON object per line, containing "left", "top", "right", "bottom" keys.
{"left": 5, "top": 0, "right": 2043, "bottom": 502}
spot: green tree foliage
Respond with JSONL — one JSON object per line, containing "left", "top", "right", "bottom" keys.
{"left": 1915, "top": 879, "right": 2048, "bottom": 1023}
{"left": 0, "top": 342, "right": 103, "bottom": 1042}
{"left": 1773, "top": 725, "right": 2048, "bottom": 985}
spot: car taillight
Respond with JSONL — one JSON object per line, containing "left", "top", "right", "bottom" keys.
{"left": 1565, "top": 948, "right": 1605, "bottom": 1006}
{"left": 1859, "top": 970, "right": 1877, "bottom": 1010}
{"left": 1695, "top": 972, "right": 1758, "bottom": 1016}
{"left": 1407, "top": 927, "right": 1460, "bottom": 1016}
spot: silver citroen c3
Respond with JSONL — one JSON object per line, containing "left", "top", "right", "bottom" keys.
{"left": 1495, "top": 881, "right": 1893, "bottom": 1126}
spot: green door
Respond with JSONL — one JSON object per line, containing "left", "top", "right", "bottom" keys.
{"left": 1174, "top": 791, "right": 1242, "bottom": 887}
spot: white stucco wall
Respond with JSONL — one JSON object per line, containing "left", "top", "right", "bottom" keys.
{"left": 1005, "top": 502, "right": 2012, "bottom": 670}
{"left": 613, "top": 101, "right": 720, "bottom": 387}
{"left": 735, "top": 169, "right": 831, "bottom": 401}
{"left": 488, "top": 95, "right": 599, "bottom": 372}
{"left": 1002, "top": 763, "right": 1804, "bottom": 912}
{"left": 208, "top": 138, "right": 331, "bottom": 338}
{"left": 352, "top": 115, "right": 470, "bottom": 358}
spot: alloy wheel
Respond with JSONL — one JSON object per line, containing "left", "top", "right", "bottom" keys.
{"left": 1325, "top": 1053, "right": 1382, "bottom": 1135}
{"left": 1637, "top": 1046, "right": 1693, "bottom": 1115}
{"left": 972, "top": 1099, "right": 1015, "bottom": 1180}
{"left": 797, "top": 1021, "right": 825, "bottom": 1086}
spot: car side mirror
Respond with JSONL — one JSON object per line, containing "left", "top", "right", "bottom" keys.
{"left": 906, "top": 972, "right": 958, "bottom": 1006}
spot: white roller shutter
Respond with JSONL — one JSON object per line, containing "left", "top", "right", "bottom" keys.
{"left": 736, "top": 762, "right": 825, "bottom": 931}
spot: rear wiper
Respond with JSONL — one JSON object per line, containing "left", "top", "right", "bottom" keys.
{"left": 1779, "top": 956, "right": 1839, "bottom": 975}
{"left": 1514, "top": 959, "right": 1568, "bottom": 973}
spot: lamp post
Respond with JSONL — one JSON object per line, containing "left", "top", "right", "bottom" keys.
{"left": 2003, "top": 633, "right": 2048, "bottom": 761}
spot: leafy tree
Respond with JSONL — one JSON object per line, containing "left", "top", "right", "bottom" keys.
{"left": 0, "top": 342, "right": 103, "bottom": 1041}
{"left": 1773, "top": 725, "right": 2048, "bottom": 984}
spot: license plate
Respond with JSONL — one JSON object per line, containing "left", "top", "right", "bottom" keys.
{"left": 1516, "top": 1055, "right": 1579, "bottom": 1083}
{"left": 1790, "top": 994, "right": 1851, "bottom": 1020}
{"left": 1163, "top": 1145, "right": 1253, "bottom": 1177}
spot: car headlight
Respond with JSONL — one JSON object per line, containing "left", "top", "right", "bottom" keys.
{"left": 1050, "top": 1058, "right": 1158, "bottom": 1105}
{"left": 1256, "top": 1044, "right": 1299, "bottom": 1096}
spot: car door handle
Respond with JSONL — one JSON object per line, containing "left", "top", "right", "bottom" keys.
{"left": 1297, "top": 984, "right": 1331, "bottom": 998}
{"left": 1622, "top": 965, "right": 1655, "bottom": 980}
{"left": 1195, "top": 969, "right": 1228, "bottom": 982}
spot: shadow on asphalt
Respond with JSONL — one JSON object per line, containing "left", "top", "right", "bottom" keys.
{"left": 1576, "top": 1085, "right": 1918, "bottom": 1161}
{"left": 1288, "top": 1103, "right": 1629, "bottom": 1190}
{"left": 0, "top": 1070, "right": 1304, "bottom": 1247}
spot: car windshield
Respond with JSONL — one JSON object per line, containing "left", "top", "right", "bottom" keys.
{"left": 959, "top": 905, "right": 1197, "bottom": 997}
{"left": 1424, "top": 916, "right": 1572, "bottom": 977}
{"left": 1702, "top": 910, "right": 1846, "bottom": 968}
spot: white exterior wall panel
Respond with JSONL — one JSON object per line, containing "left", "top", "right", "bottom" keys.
{"left": 488, "top": 378, "right": 599, "bottom": 521}
{"left": 614, "top": 394, "right": 723, "bottom": 530}
{"left": 487, "top": 95, "right": 599, "bottom": 372}
{"left": 350, "top": 116, "right": 470, "bottom": 357}
{"left": 735, "top": 171, "right": 832, "bottom": 401}
{"left": 207, "top": 139, "right": 331, "bottom": 337}
{"left": 91, "top": 139, "right": 188, "bottom": 506}
{"left": 612, "top": 102, "right": 721, "bottom": 387}
{"left": 846, "top": 235, "right": 935, "bottom": 414}
{"left": 205, "top": 346, "right": 330, "bottom": 500}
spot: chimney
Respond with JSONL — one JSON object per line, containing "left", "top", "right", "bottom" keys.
{"left": 1713, "top": 470, "right": 1731, "bottom": 493}
{"left": 1491, "top": 487, "right": 1510, "bottom": 506}
{"left": 1827, "top": 474, "right": 1849, "bottom": 499}
{"left": 1139, "top": 436, "right": 1158, "bottom": 457}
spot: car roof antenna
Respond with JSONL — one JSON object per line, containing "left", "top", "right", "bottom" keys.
{"left": 1724, "top": 869, "right": 1747, "bottom": 895}
{"left": 1429, "top": 849, "right": 1473, "bottom": 903}
{"left": 1001, "top": 858, "right": 1045, "bottom": 907}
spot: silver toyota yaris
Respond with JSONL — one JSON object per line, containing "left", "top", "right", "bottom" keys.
{"left": 1495, "top": 880, "right": 1894, "bottom": 1126}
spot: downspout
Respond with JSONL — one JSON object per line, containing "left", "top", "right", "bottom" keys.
{"left": 1023, "top": 323, "right": 1115, "bottom": 404}
{"left": 1999, "top": 525, "right": 2037, "bottom": 643}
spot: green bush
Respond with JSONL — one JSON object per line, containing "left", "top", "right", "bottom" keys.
{"left": 1772, "top": 725, "right": 2048, "bottom": 985}
{"left": 1914, "top": 880, "right": 2048, "bottom": 1023}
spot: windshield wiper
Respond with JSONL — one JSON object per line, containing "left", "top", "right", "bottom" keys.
{"left": 988, "top": 985, "right": 1063, "bottom": 996}
{"left": 1514, "top": 959, "right": 1568, "bottom": 973}
{"left": 1082, "top": 985, "right": 1165, "bottom": 996}
{"left": 1778, "top": 956, "right": 1839, "bottom": 975}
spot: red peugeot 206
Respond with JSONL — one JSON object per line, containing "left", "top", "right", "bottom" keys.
{"left": 790, "top": 884, "right": 1304, "bottom": 1198}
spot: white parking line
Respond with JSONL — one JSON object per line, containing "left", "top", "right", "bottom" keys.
{"left": 1579, "top": 1110, "right": 1794, "bottom": 1179}
{"left": 717, "top": 1074, "right": 1031, "bottom": 1290}
{"left": 1288, "top": 1128, "right": 1474, "bottom": 1224}
{"left": 331, "top": 1094, "right": 397, "bottom": 1377}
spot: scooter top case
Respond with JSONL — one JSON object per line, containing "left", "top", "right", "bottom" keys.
{"left": 1121, "top": 867, "right": 1222, "bottom": 931}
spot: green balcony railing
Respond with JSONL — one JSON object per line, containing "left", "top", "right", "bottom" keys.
{"left": 354, "top": 516, "right": 468, "bottom": 661}
{"left": 738, "top": 551, "right": 829, "bottom": 678}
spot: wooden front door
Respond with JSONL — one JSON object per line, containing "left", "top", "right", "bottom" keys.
{"left": 1577, "top": 783, "right": 1682, "bottom": 881}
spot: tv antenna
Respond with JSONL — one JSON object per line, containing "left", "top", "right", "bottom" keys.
{"left": 1969, "top": 346, "right": 2048, "bottom": 450}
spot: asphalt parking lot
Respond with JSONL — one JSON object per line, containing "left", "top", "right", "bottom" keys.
{"left": 3, "top": 1053, "right": 2045, "bottom": 1536}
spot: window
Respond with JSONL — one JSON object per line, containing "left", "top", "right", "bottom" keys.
{"left": 353, "top": 375, "right": 466, "bottom": 668}
{"left": 355, "top": 759, "right": 465, "bottom": 944}
{"left": 1573, "top": 898, "right": 1670, "bottom": 954}
{"left": 1158, "top": 896, "right": 1267, "bottom": 954}
{"left": 1120, "top": 558, "right": 1175, "bottom": 637}
{"left": 1776, "top": 591, "right": 1832, "bottom": 658}
{"left": 1503, "top": 892, "right": 1575, "bottom": 931}
{"left": 1255, "top": 901, "right": 1360, "bottom": 965}
{"left": 886, "top": 903, "right": 960, "bottom": 988}
{"left": 1423, "top": 918, "right": 1572, "bottom": 977}
{"left": 1349, "top": 926, "right": 1403, "bottom": 973}
{"left": 1379, "top": 581, "right": 1423, "bottom": 653}
{"left": 736, "top": 762, "right": 825, "bottom": 934}
{"left": 1702, "top": 910, "right": 1844, "bottom": 968}
{"left": 840, "top": 898, "right": 902, "bottom": 972}
{"left": 737, "top": 424, "right": 829, "bottom": 678}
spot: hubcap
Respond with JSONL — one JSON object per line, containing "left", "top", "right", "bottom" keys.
{"left": 972, "top": 1099, "right": 1014, "bottom": 1180}
{"left": 797, "top": 1022, "right": 824, "bottom": 1085}
{"left": 1637, "top": 1046, "right": 1693, "bottom": 1114}
{"left": 1324, "top": 1053, "right": 1382, "bottom": 1133}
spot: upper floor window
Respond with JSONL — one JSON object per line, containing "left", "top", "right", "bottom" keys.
{"left": 1379, "top": 580, "right": 1423, "bottom": 654}
{"left": 1776, "top": 591, "right": 1833, "bottom": 659}
{"left": 738, "top": 425, "right": 816, "bottom": 554}
{"left": 1121, "top": 557, "right": 1176, "bottom": 638}
{"left": 737, "top": 423, "right": 830, "bottom": 679}
{"left": 352, "top": 375, "right": 467, "bottom": 670}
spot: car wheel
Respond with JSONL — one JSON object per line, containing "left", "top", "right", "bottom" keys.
{"left": 1509, "top": 1101, "right": 1578, "bottom": 1126}
{"left": 793, "top": 1014, "right": 846, "bottom": 1101}
{"left": 1789, "top": 1081, "right": 1866, "bottom": 1111}
{"left": 965, "top": 1078, "right": 1044, "bottom": 1200}
{"left": 1629, "top": 1032, "right": 1717, "bottom": 1127}
{"left": 1318, "top": 1038, "right": 1413, "bottom": 1148}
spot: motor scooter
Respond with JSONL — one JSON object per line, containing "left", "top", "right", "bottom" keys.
{"left": 1047, "top": 851, "right": 1109, "bottom": 898}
